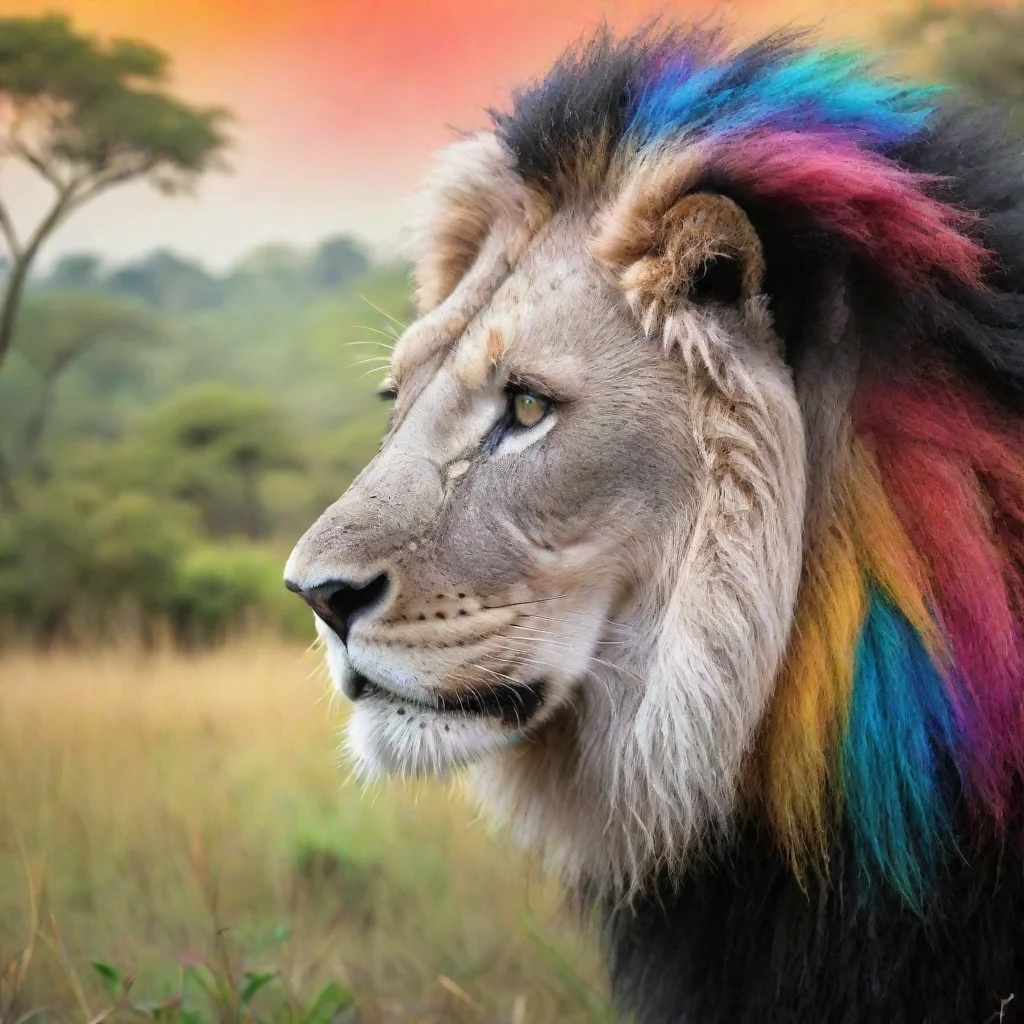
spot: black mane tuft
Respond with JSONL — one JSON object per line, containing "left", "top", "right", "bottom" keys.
{"left": 489, "top": 25, "right": 647, "bottom": 192}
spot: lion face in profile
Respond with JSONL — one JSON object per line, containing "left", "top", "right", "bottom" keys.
{"left": 286, "top": 130, "right": 805, "bottom": 887}
{"left": 287, "top": 29, "right": 1024, "bottom": 898}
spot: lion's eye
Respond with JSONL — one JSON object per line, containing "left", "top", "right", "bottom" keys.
{"left": 511, "top": 391, "right": 550, "bottom": 429}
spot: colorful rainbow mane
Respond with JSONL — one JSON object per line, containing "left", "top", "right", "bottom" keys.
{"left": 499, "top": 29, "right": 1024, "bottom": 904}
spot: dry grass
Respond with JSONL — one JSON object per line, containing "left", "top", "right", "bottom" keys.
{"left": 0, "top": 642, "right": 610, "bottom": 1024}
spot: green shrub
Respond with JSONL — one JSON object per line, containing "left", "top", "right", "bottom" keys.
{"left": 0, "top": 481, "right": 313, "bottom": 645}
{"left": 0, "top": 480, "right": 195, "bottom": 642}
{"left": 169, "top": 544, "right": 313, "bottom": 645}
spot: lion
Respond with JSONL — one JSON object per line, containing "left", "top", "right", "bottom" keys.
{"left": 285, "top": 25, "right": 1024, "bottom": 1024}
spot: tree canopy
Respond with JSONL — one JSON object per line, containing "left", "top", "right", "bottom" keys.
{"left": 0, "top": 14, "right": 231, "bottom": 507}
{"left": 0, "top": 14, "right": 229, "bottom": 197}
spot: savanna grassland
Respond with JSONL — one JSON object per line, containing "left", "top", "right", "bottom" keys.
{"left": 0, "top": 642, "right": 612, "bottom": 1024}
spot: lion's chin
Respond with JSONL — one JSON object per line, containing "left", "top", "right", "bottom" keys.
{"left": 344, "top": 690, "right": 528, "bottom": 779}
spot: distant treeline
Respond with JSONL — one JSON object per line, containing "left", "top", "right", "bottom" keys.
{"left": 0, "top": 238, "right": 410, "bottom": 647}
{"left": 23, "top": 235, "right": 372, "bottom": 314}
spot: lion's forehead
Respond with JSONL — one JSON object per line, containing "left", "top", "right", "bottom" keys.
{"left": 391, "top": 218, "right": 623, "bottom": 392}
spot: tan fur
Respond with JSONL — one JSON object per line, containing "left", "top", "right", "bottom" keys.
{"left": 592, "top": 147, "right": 706, "bottom": 270}
{"left": 597, "top": 187, "right": 766, "bottom": 337}
{"left": 453, "top": 324, "right": 508, "bottom": 389}
{"left": 392, "top": 134, "right": 552, "bottom": 386}
{"left": 391, "top": 226, "right": 514, "bottom": 387}
{"left": 404, "top": 132, "right": 549, "bottom": 313}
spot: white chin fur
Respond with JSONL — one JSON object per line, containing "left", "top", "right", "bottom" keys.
{"left": 345, "top": 694, "right": 518, "bottom": 778}
{"left": 315, "top": 619, "right": 520, "bottom": 778}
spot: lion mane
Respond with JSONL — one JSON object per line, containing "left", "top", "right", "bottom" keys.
{"left": 411, "top": 25, "right": 1024, "bottom": 1023}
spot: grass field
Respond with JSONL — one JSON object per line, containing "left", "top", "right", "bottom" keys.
{"left": 0, "top": 643, "right": 611, "bottom": 1024}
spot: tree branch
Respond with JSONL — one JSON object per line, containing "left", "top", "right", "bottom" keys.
{"left": 67, "top": 158, "right": 159, "bottom": 209}
{"left": 0, "top": 183, "right": 77, "bottom": 376}
{"left": 23, "top": 184, "right": 76, "bottom": 261}
{"left": 0, "top": 195, "right": 22, "bottom": 260}
{"left": 4, "top": 104, "right": 69, "bottom": 192}
{"left": 8, "top": 136, "right": 66, "bottom": 190}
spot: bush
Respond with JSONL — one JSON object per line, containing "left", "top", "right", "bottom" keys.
{"left": 0, "top": 481, "right": 195, "bottom": 642}
{"left": 169, "top": 544, "right": 313, "bottom": 645}
{"left": 0, "top": 481, "right": 313, "bottom": 645}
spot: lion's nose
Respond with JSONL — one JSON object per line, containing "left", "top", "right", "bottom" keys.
{"left": 285, "top": 573, "right": 390, "bottom": 643}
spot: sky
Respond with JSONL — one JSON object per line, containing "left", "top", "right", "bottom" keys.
{"left": 0, "top": 0, "right": 935, "bottom": 270}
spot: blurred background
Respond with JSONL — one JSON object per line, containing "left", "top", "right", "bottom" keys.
{"left": 0, "top": 1, "right": 1020, "bottom": 1022}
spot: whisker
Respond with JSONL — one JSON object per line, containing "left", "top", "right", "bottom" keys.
{"left": 350, "top": 356, "right": 393, "bottom": 368}
{"left": 470, "top": 643, "right": 621, "bottom": 711}
{"left": 481, "top": 586, "right": 604, "bottom": 613}
{"left": 494, "top": 636, "right": 643, "bottom": 682}
{"left": 507, "top": 622, "right": 564, "bottom": 637}
{"left": 481, "top": 594, "right": 571, "bottom": 612}
{"left": 342, "top": 339, "right": 395, "bottom": 351}
{"left": 348, "top": 323, "right": 398, "bottom": 344}
{"left": 468, "top": 663, "right": 519, "bottom": 687}
{"left": 520, "top": 609, "right": 630, "bottom": 629}
{"left": 515, "top": 614, "right": 628, "bottom": 646}
{"left": 505, "top": 625, "right": 576, "bottom": 647}
{"left": 467, "top": 664, "right": 535, "bottom": 727}
{"left": 506, "top": 622, "right": 625, "bottom": 646}
{"left": 360, "top": 293, "right": 407, "bottom": 330}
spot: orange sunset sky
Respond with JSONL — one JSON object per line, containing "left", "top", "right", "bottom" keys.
{"left": 0, "top": 0, "right": 951, "bottom": 268}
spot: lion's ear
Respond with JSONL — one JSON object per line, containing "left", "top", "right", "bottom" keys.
{"left": 404, "top": 133, "right": 543, "bottom": 314}
{"left": 594, "top": 176, "right": 764, "bottom": 334}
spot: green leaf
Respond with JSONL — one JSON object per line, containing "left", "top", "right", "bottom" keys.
{"left": 301, "top": 982, "right": 356, "bottom": 1024}
{"left": 239, "top": 970, "right": 277, "bottom": 1007}
{"left": 90, "top": 961, "right": 125, "bottom": 1000}
{"left": 182, "top": 962, "right": 220, "bottom": 1002}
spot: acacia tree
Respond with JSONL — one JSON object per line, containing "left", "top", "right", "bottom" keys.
{"left": 0, "top": 15, "right": 229, "bottom": 504}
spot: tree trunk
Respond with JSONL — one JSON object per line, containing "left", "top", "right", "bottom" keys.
{"left": 0, "top": 256, "right": 31, "bottom": 375}
{"left": 0, "top": 187, "right": 77, "bottom": 507}
{"left": 0, "top": 187, "right": 76, "bottom": 377}
{"left": 0, "top": 446, "right": 19, "bottom": 512}
{"left": 21, "top": 376, "right": 55, "bottom": 482}
{"left": 21, "top": 344, "right": 92, "bottom": 481}
{"left": 0, "top": 258, "right": 38, "bottom": 509}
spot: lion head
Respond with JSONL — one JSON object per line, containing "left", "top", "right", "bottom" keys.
{"left": 286, "top": 27, "right": 1024, "bottom": 901}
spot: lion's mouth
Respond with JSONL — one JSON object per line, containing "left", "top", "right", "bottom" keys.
{"left": 350, "top": 671, "right": 547, "bottom": 727}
